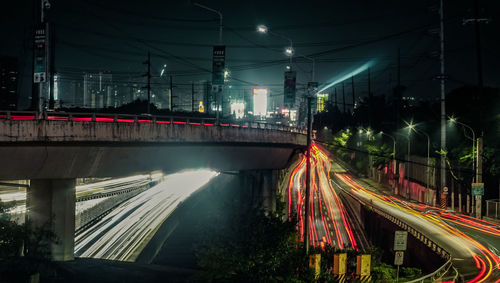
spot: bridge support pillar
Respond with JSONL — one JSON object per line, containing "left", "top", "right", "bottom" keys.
{"left": 28, "top": 179, "right": 76, "bottom": 261}
{"left": 240, "top": 170, "right": 278, "bottom": 214}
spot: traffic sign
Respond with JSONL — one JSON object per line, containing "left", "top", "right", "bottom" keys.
{"left": 34, "top": 25, "right": 47, "bottom": 84}
{"left": 309, "top": 254, "right": 321, "bottom": 278}
{"left": 472, "top": 183, "right": 484, "bottom": 196}
{"left": 394, "top": 251, "right": 404, "bottom": 265}
{"left": 442, "top": 186, "right": 448, "bottom": 194}
{"left": 394, "top": 231, "right": 408, "bottom": 251}
{"left": 34, "top": 72, "right": 46, "bottom": 83}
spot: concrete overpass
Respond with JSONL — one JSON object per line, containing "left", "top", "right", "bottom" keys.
{"left": 0, "top": 111, "right": 306, "bottom": 261}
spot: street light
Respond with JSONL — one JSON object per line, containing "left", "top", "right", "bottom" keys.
{"left": 193, "top": 2, "right": 223, "bottom": 44}
{"left": 406, "top": 122, "right": 431, "bottom": 204}
{"left": 448, "top": 116, "right": 477, "bottom": 182}
{"left": 256, "top": 24, "right": 268, "bottom": 33}
{"left": 160, "top": 64, "right": 167, "bottom": 77}
{"left": 256, "top": 24, "right": 293, "bottom": 67}
{"left": 284, "top": 46, "right": 295, "bottom": 56}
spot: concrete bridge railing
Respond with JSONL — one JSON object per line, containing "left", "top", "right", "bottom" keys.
{"left": 0, "top": 110, "right": 306, "bottom": 134}
{"left": 0, "top": 110, "right": 306, "bottom": 261}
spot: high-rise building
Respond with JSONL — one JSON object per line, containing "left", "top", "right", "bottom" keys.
{"left": 83, "top": 72, "right": 113, "bottom": 109}
{"left": 0, "top": 56, "right": 18, "bottom": 110}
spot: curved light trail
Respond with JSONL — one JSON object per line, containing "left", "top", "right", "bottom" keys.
{"left": 288, "top": 144, "right": 358, "bottom": 250}
{"left": 332, "top": 170, "right": 500, "bottom": 282}
{"left": 75, "top": 169, "right": 218, "bottom": 261}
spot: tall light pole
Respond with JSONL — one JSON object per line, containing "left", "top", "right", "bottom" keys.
{"left": 449, "top": 117, "right": 478, "bottom": 215}
{"left": 193, "top": 2, "right": 223, "bottom": 44}
{"left": 194, "top": 2, "right": 223, "bottom": 123}
{"left": 408, "top": 123, "right": 431, "bottom": 204}
{"left": 298, "top": 55, "right": 315, "bottom": 82}
{"left": 257, "top": 25, "right": 294, "bottom": 68}
{"left": 439, "top": 0, "right": 447, "bottom": 198}
{"left": 304, "top": 95, "right": 312, "bottom": 255}
{"left": 449, "top": 117, "right": 476, "bottom": 181}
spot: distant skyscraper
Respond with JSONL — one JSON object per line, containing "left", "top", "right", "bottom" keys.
{"left": 0, "top": 56, "right": 18, "bottom": 110}
{"left": 83, "top": 72, "right": 112, "bottom": 109}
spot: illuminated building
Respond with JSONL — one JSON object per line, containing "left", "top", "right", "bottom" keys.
{"left": 316, "top": 93, "right": 328, "bottom": 112}
{"left": 230, "top": 102, "right": 245, "bottom": 119}
{"left": 0, "top": 56, "right": 18, "bottom": 110}
{"left": 83, "top": 72, "right": 113, "bottom": 109}
{"left": 253, "top": 88, "right": 268, "bottom": 117}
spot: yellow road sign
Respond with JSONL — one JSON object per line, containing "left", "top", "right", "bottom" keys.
{"left": 334, "top": 253, "right": 347, "bottom": 275}
{"left": 309, "top": 254, "right": 321, "bottom": 278}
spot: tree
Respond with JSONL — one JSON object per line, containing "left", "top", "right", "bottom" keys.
{"left": 0, "top": 201, "right": 57, "bottom": 282}
{"left": 195, "top": 197, "right": 311, "bottom": 282}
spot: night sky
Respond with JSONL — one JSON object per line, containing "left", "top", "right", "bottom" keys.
{"left": 1, "top": 0, "right": 499, "bottom": 109}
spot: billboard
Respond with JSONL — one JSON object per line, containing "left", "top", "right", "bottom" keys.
{"left": 316, "top": 93, "right": 328, "bottom": 112}
{"left": 212, "top": 46, "right": 226, "bottom": 85}
{"left": 34, "top": 25, "right": 47, "bottom": 83}
{"left": 284, "top": 71, "right": 296, "bottom": 105}
{"left": 253, "top": 88, "right": 268, "bottom": 117}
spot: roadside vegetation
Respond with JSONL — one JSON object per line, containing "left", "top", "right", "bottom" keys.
{"left": 194, "top": 196, "right": 422, "bottom": 282}
{"left": 0, "top": 201, "right": 56, "bottom": 282}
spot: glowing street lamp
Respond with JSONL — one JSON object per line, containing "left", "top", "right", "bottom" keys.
{"left": 284, "top": 46, "right": 294, "bottom": 56}
{"left": 448, "top": 116, "right": 477, "bottom": 182}
{"left": 256, "top": 25, "right": 268, "bottom": 34}
{"left": 256, "top": 24, "right": 293, "bottom": 67}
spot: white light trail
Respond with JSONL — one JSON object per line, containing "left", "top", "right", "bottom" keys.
{"left": 315, "top": 60, "right": 376, "bottom": 95}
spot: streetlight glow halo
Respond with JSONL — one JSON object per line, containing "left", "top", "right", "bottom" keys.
{"left": 257, "top": 24, "right": 268, "bottom": 34}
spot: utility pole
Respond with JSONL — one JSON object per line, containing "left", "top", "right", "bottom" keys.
{"left": 342, "top": 82, "right": 346, "bottom": 113}
{"left": 304, "top": 95, "right": 312, "bottom": 255}
{"left": 351, "top": 76, "right": 355, "bottom": 112}
{"left": 143, "top": 52, "right": 151, "bottom": 114}
{"left": 169, "top": 75, "right": 174, "bottom": 112}
{"left": 33, "top": 0, "right": 52, "bottom": 113}
{"left": 334, "top": 88, "right": 338, "bottom": 109}
{"left": 393, "top": 48, "right": 402, "bottom": 131}
{"left": 192, "top": 82, "right": 195, "bottom": 112}
{"left": 439, "top": 0, "right": 447, "bottom": 196}
{"left": 462, "top": 0, "right": 489, "bottom": 91}
{"left": 476, "top": 136, "right": 483, "bottom": 218}
{"left": 48, "top": 22, "right": 55, "bottom": 109}
{"left": 368, "top": 68, "right": 373, "bottom": 127}
{"left": 398, "top": 48, "right": 401, "bottom": 86}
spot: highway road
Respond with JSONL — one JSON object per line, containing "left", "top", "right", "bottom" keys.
{"left": 288, "top": 144, "right": 359, "bottom": 250}
{"left": 75, "top": 169, "right": 218, "bottom": 262}
{"left": 0, "top": 174, "right": 162, "bottom": 222}
{"left": 331, "top": 168, "right": 500, "bottom": 282}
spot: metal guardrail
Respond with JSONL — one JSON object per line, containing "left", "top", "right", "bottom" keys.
{"left": 0, "top": 110, "right": 307, "bottom": 134}
{"left": 338, "top": 181, "right": 457, "bottom": 282}
{"left": 406, "top": 258, "right": 458, "bottom": 283}
{"left": 365, "top": 201, "right": 460, "bottom": 282}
